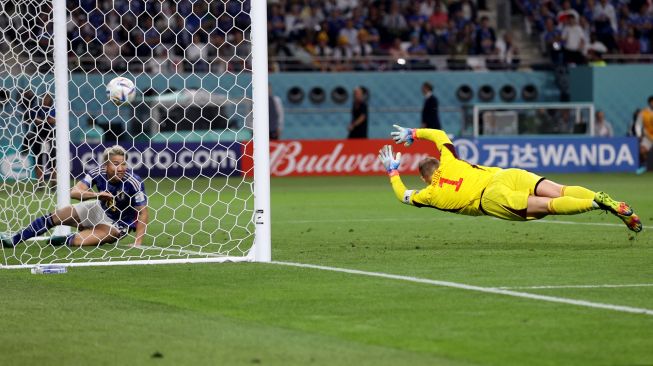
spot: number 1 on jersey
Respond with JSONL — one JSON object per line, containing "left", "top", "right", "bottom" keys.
{"left": 439, "top": 177, "right": 463, "bottom": 192}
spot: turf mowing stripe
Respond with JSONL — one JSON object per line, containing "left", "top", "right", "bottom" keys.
{"left": 139, "top": 245, "right": 225, "bottom": 258}
{"left": 277, "top": 217, "right": 652, "bottom": 230}
{"left": 498, "top": 284, "right": 653, "bottom": 290}
{"left": 38, "top": 243, "right": 653, "bottom": 316}
{"left": 135, "top": 246, "right": 653, "bottom": 316}
{"left": 532, "top": 219, "right": 653, "bottom": 230}
{"left": 272, "top": 261, "right": 653, "bottom": 317}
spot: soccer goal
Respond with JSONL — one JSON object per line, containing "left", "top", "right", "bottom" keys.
{"left": 0, "top": 1, "right": 270, "bottom": 268}
{"left": 472, "top": 103, "right": 596, "bottom": 137}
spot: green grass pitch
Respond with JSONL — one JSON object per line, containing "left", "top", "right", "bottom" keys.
{"left": 1, "top": 173, "right": 652, "bottom": 365}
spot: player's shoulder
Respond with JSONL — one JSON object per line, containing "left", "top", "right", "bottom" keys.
{"left": 440, "top": 145, "right": 458, "bottom": 162}
{"left": 124, "top": 171, "right": 145, "bottom": 190}
{"left": 86, "top": 166, "right": 103, "bottom": 179}
{"left": 125, "top": 170, "right": 144, "bottom": 182}
{"left": 422, "top": 175, "right": 440, "bottom": 194}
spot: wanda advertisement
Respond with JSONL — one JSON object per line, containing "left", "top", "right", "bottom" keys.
{"left": 242, "top": 139, "right": 438, "bottom": 177}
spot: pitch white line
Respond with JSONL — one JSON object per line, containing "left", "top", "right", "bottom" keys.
{"left": 498, "top": 283, "right": 653, "bottom": 290}
{"left": 277, "top": 217, "right": 464, "bottom": 224}
{"left": 272, "top": 261, "right": 653, "bottom": 316}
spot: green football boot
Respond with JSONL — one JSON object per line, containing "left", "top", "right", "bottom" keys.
{"left": 594, "top": 192, "right": 633, "bottom": 216}
{"left": 594, "top": 192, "right": 642, "bottom": 233}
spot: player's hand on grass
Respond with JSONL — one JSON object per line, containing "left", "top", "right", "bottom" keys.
{"left": 97, "top": 191, "right": 113, "bottom": 202}
{"left": 378, "top": 145, "right": 402, "bottom": 173}
{"left": 391, "top": 124, "right": 414, "bottom": 147}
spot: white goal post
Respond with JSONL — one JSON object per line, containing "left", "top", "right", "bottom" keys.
{"left": 0, "top": 0, "right": 270, "bottom": 268}
{"left": 472, "top": 103, "right": 596, "bottom": 137}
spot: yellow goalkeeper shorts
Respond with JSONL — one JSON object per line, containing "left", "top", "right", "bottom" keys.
{"left": 480, "top": 168, "right": 545, "bottom": 221}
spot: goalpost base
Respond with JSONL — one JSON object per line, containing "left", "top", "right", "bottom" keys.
{"left": 0, "top": 254, "right": 256, "bottom": 270}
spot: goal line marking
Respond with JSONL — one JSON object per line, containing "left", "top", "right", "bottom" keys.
{"left": 271, "top": 261, "right": 653, "bottom": 317}
{"left": 497, "top": 283, "right": 653, "bottom": 290}
{"left": 276, "top": 217, "right": 464, "bottom": 224}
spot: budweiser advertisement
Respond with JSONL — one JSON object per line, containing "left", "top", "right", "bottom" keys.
{"left": 242, "top": 139, "right": 436, "bottom": 177}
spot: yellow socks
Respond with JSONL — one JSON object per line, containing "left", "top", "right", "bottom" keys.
{"left": 547, "top": 197, "right": 596, "bottom": 215}
{"left": 561, "top": 186, "right": 596, "bottom": 199}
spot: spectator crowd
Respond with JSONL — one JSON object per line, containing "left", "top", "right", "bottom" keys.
{"left": 1, "top": 0, "right": 252, "bottom": 73}
{"left": 265, "top": 0, "right": 524, "bottom": 71}
{"left": 519, "top": 0, "right": 653, "bottom": 65}
{"left": 1, "top": 0, "right": 651, "bottom": 73}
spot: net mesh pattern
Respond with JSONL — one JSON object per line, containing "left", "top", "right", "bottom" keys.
{"left": 1, "top": 0, "right": 257, "bottom": 266}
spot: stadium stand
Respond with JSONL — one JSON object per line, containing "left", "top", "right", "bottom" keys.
{"left": 3, "top": 0, "right": 650, "bottom": 74}
{"left": 516, "top": 0, "right": 653, "bottom": 64}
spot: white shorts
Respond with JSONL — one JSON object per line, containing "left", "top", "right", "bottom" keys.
{"left": 642, "top": 136, "right": 653, "bottom": 151}
{"left": 73, "top": 200, "right": 129, "bottom": 236}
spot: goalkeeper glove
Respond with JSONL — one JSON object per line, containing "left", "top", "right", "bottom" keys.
{"left": 378, "top": 145, "right": 402, "bottom": 173}
{"left": 391, "top": 124, "right": 415, "bottom": 147}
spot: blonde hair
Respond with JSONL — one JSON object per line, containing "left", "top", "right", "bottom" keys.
{"left": 102, "top": 145, "right": 127, "bottom": 165}
{"left": 418, "top": 157, "right": 440, "bottom": 181}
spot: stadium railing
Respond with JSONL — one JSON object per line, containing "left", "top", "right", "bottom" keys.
{"left": 5, "top": 53, "right": 652, "bottom": 74}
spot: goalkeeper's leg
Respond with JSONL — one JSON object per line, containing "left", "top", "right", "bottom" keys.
{"left": 1, "top": 207, "right": 80, "bottom": 247}
{"left": 536, "top": 179, "right": 633, "bottom": 216}
{"left": 534, "top": 179, "right": 641, "bottom": 230}
{"left": 527, "top": 196, "right": 596, "bottom": 217}
{"left": 534, "top": 179, "right": 596, "bottom": 199}
{"left": 527, "top": 194, "right": 642, "bottom": 233}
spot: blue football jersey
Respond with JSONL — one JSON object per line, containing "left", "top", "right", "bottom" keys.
{"left": 81, "top": 167, "right": 147, "bottom": 228}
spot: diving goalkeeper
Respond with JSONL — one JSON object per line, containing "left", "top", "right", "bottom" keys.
{"left": 2, "top": 145, "right": 149, "bottom": 248}
{"left": 379, "top": 125, "right": 642, "bottom": 232}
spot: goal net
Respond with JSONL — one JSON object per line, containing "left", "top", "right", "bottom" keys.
{"left": 0, "top": 0, "right": 270, "bottom": 268}
{"left": 472, "top": 103, "right": 595, "bottom": 137}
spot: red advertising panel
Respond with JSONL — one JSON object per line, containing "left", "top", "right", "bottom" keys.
{"left": 242, "top": 139, "right": 439, "bottom": 177}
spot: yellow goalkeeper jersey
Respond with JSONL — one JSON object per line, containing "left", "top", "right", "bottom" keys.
{"left": 390, "top": 129, "right": 502, "bottom": 216}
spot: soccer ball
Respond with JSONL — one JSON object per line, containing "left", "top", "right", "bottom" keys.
{"left": 106, "top": 77, "right": 136, "bottom": 105}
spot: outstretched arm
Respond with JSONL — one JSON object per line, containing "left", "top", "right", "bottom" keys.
{"left": 391, "top": 125, "right": 455, "bottom": 158}
{"left": 389, "top": 171, "right": 418, "bottom": 205}
{"left": 378, "top": 145, "right": 416, "bottom": 205}
{"left": 70, "top": 181, "right": 113, "bottom": 202}
{"left": 415, "top": 129, "right": 453, "bottom": 152}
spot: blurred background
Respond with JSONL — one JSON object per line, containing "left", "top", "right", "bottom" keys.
{"left": 0, "top": 0, "right": 652, "bottom": 178}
